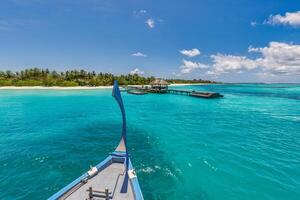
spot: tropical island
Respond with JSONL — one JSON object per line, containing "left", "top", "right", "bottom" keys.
{"left": 0, "top": 68, "right": 217, "bottom": 87}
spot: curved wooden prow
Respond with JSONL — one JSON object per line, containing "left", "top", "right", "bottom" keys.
{"left": 112, "top": 80, "right": 127, "bottom": 153}
{"left": 112, "top": 80, "right": 129, "bottom": 193}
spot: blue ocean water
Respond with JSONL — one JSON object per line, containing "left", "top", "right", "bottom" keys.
{"left": 0, "top": 84, "right": 299, "bottom": 200}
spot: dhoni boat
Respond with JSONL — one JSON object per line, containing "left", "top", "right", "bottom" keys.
{"left": 49, "top": 80, "right": 144, "bottom": 200}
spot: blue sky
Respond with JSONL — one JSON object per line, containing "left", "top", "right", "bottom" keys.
{"left": 0, "top": 0, "right": 300, "bottom": 82}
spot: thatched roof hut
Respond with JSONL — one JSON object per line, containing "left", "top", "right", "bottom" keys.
{"left": 149, "top": 79, "right": 169, "bottom": 86}
{"left": 149, "top": 79, "right": 168, "bottom": 93}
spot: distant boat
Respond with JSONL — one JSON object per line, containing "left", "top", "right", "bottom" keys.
{"left": 49, "top": 80, "right": 144, "bottom": 200}
{"left": 190, "top": 91, "right": 224, "bottom": 98}
{"left": 127, "top": 90, "right": 148, "bottom": 95}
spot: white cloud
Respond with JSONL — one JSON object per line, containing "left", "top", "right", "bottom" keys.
{"left": 256, "top": 71, "right": 276, "bottom": 78}
{"left": 249, "top": 42, "right": 300, "bottom": 74}
{"left": 205, "top": 42, "right": 300, "bottom": 76}
{"left": 146, "top": 18, "right": 155, "bottom": 28}
{"left": 205, "top": 70, "right": 217, "bottom": 76}
{"left": 172, "top": 72, "right": 182, "bottom": 77}
{"left": 180, "top": 59, "right": 209, "bottom": 74}
{"left": 177, "top": 42, "right": 300, "bottom": 81}
{"left": 133, "top": 9, "right": 147, "bottom": 16}
{"left": 139, "top": 9, "right": 147, "bottom": 14}
{"left": 266, "top": 11, "right": 300, "bottom": 28}
{"left": 130, "top": 68, "right": 144, "bottom": 75}
{"left": 131, "top": 52, "right": 147, "bottom": 57}
{"left": 210, "top": 54, "right": 258, "bottom": 75}
{"left": 180, "top": 48, "right": 201, "bottom": 57}
{"left": 250, "top": 21, "right": 257, "bottom": 27}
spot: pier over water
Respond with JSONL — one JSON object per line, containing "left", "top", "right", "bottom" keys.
{"left": 167, "top": 89, "right": 223, "bottom": 98}
{"left": 123, "top": 79, "right": 223, "bottom": 99}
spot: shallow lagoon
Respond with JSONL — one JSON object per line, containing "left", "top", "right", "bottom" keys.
{"left": 0, "top": 84, "right": 299, "bottom": 199}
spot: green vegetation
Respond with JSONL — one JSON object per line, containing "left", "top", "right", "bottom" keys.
{"left": 0, "top": 68, "right": 216, "bottom": 87}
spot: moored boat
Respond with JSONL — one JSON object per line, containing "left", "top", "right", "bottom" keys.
{"left": 190, "top": 91, "right": 223, "bottom": 98}
{"left": 127, "top": 90, "right": 148, "bottom": 95}
{"left": 49, "top": 80, "right": 144, "bottom": 200}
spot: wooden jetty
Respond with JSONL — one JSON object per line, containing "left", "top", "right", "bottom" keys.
{"left": 123, "top": 79, "right": 223, "bottom": 99}
{"left": 167, "top": 89, "right": 223, "bottom": 98}
{"left": 124, "top": 87, "right": 223, "bottom": 99}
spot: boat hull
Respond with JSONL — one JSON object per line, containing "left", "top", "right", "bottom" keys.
{"left": 48, "top": 153, "right": 143, "bottom": 200}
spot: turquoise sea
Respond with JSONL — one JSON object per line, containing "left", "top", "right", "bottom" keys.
{"left": 0, "top": 84, "right": 299, "bottom": 200}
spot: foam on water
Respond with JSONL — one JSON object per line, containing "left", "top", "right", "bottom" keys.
{"left": 0, "top": 84, "right": 299, "bottom": 200}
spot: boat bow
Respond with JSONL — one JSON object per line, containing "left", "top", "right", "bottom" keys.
{"left": 48, "top": 80, "right": 143, "bottom": 200}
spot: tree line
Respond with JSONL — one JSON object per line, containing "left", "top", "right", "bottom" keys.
{"left": 0, "top": 68, "right": 216, "bottom": 86}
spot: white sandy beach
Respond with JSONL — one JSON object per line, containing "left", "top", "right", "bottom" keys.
{"left": 0, "top": 83, "right": 208, "bottom": 90}
{"left": 0, "top": 86, "right": 113, "bottom": 90}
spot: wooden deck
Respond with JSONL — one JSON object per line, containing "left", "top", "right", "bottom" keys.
{"left": 168, "top": 89, "right": 223, "bottom": 98}
{"left": 59, "top": 162, "right": 134, "bottom": 200}
{"left": 124, "top": 86, "right": 223, "bottom": 99}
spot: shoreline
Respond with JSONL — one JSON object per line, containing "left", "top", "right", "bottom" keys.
{"left": 0, "top": 86, "right": 113, "bottom": 90}
{"left": 0, "top": 83, "right": 208, "bottom": 90}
